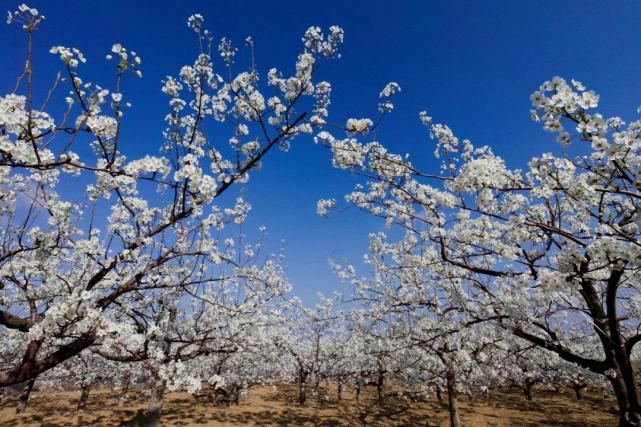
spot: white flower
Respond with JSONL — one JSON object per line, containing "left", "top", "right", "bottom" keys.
{"left": 345, "top": 118, "right": 373, "bottom": 135}
{"left": 378, "top": 82, "right": 401, "bottom": 112}
{"left": 316, "top": 199, "right": 336, "bottom": 216}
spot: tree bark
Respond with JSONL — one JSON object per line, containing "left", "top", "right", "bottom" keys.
{"left": 609, "top": 374, "right": 641, "bottom": 427}
{"left": 142, "top": 377, "right": 166, "bottom": 427}
{"left": 77, "top": 384, "right": 90, "bottom": 411}
{"left": 312, "top": 375, "right": 320, "bottom": 399}
{"left": 118, "top": 382, "right": 130, "bottom": 407}
{"left": 15, "top": 376, "right": 36, "bottom": 414}
{"left": 523, "top": 381, "right": 534, "bottom": 402}
{"left": 446, "top": 371, "right": 460, "bottom": 427}
{"left": 376, "top": 371, "right": 385, "bottom": 406}
{"left": 572, "top": 383, "right": 586, "bottom": 401}
{"left": 298, "top": 370, "right": 307, "bottom": 405}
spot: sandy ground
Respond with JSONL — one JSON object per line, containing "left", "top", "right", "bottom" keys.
{"left": 0, "top": 384, "right": 619, "bottom": 426}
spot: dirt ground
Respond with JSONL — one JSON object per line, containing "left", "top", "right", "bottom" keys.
{"left": 0, "top": 384, "right": 619, "bottom": 426}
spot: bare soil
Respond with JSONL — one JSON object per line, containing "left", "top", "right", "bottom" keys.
{"left": 0, "top": 384, "right": 619, "bottom": 426}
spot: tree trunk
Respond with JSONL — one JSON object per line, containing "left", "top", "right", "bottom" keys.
{"left": 118, "top": 392, "right": 127, "bottom": 408}
{"left": 524, "top": 381, "right": 534, "bottom": 402}
{"left": 312, "top": 375, "right": 320, "bottom": 399}
{"left": 15, "top": 377, "right": 36, "bottom": 414}
{"left": 298, "top": 370, "right": 307, "bottom": 405}
{"left": 572, "top": 383, "right": 586, "bottom": 401}
{"left": 355, "top": 383, "right": 361, "bottom": 402}
{"left": 142, "top": 377, "right": 166, "bottom": 427}
{"left": 77, "top": 384, "right": 90, "bottom": 411}
{"left": 579, "top": 268, "right": 641, "bottom": 426}
{"left": 140, "top": 307, "right": 174, "bottom": 426}
{"left": 446, "top": 372, "right": 460, "bottom": 427}
{"left": 337, "top": 382, "right": 343, "bottom": 400}
{"left": 118, "top": 382, "right": 130, "bottom": 407}
{"left": 609, "top": 374, "right": 641, "bottom": 427}
{"left": 376, "top": 372, "right": 385, "bottom": 406}
{"left": 436, "top": 387, "right": 442, "bottom": 402}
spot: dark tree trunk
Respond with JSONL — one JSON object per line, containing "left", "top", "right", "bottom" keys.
{"left": 609, "top": 374, "right": 641, "bottom": 427}
{"left": 77, "top": 384, "right": 90, "bottom": 411}
{"left": 446, "top": 371, "right": 460, "bottom": 427}
{"left": 376, "top": 372, "right": 385, "bottom": 406}
{"left": 523, "top": 381, "right": 534, "bottom": 402}
{"left": 355, "top": 383, "right": 361, "bottom": 402}
{"left": 576, "top": 269, "right": 640, "bottom": 426}
{"left": 15, "top": 377, "right": 36, "bottom": 414}
{"left": 436, "top": 387, "right": 442, "bottom": 402}
{"left": 572, "top": 383, "right": 586, "bottom": 401}
{"left": 298, "top": 370, "right": 307, "bottom": 405}
{"left": 337, "top": 382, "right": 343, "bottom": 400}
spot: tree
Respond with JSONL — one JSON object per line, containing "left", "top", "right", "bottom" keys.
{"left": 333, "top": 234, "right": 507, "bottom": 426}
{"left": 274, "top": 296, "right": 343, "bottom": 405}
{"left": 0, "top": 2, "right": 344, "bottom": 394}
{"left": 321, "top": 76, "right": 641, "bottom": 426}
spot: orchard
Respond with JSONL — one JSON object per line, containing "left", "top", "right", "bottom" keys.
{"left": 1, "top": 3, "right": 639, "bottom": 427}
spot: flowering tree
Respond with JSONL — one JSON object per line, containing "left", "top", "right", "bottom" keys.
{"left": 272, "top": 296, "right": 344, "bottom": 405}
{"left": 40, "top": 351, "right": 129, "bottom": 411}
{"left": 333, "top": 233, "right": 508, "bottom": 426}
{"left": 86, "top": 224, "right": 292, "bottom": 424}
{"left": 501, "top": 344, "right": 606, "bottom": 402}
{"left": 320, "top": 76, "right": 641, "bottom": 426}
{"left": 0, "top": 2, "right": 345, "bottom": 398}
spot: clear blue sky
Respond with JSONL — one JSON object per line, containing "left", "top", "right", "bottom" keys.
{"left": 3, "top": 1, "right": 641, "bottom": 303}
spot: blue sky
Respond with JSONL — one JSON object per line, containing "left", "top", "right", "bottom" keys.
{"left": 3, "top": 0, "right": 641, "bottom": 303}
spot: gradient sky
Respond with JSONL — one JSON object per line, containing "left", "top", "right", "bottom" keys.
{"left": 3, "top": 0, "right": 641, "bottom": 303}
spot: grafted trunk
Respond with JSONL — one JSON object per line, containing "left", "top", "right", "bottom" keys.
{"left": 76, "top": 384, "right": 90, "bottom": 410}
{"left": 15, "top": 377, "right": 36, "bottom": 414}
{"left": 446, "top": 371, "right": 460, "bottom": 427}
